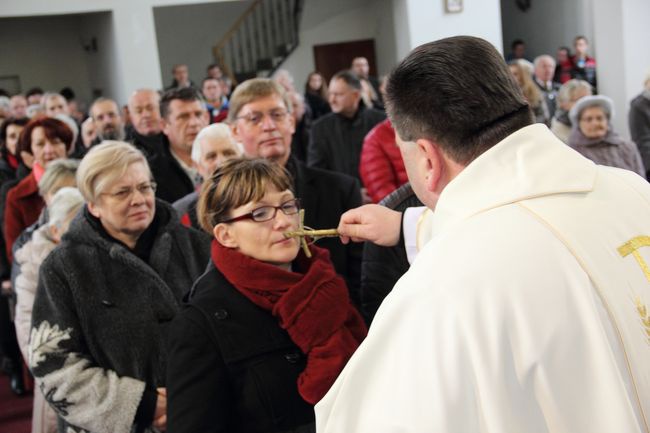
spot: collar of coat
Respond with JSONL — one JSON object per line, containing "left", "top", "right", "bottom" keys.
{"left": 62, "top": 199, "right": 180, "bottom": 279}
{"left": 430, "top": 124, "right": 596, "bottom": 237}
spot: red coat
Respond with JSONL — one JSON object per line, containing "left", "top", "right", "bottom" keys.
{"left": 4, "top": 173, "right": 44, "bottom": 261}
{"left": 359, "top": 119, "right": 408, "bottom": 203}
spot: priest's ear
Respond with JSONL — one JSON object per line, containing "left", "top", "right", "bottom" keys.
{"left": 213, "top": 223, "right": 239, "bottom": 248}
{"left": 415, "top": 138, "right": 465, "bottom": 196}
{"left": 415, "top": 138, "right": 444, "bottom": 193}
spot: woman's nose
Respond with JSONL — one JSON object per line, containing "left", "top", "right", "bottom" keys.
{"left": 273, "top": 208, "right": 294, "bottom": 229}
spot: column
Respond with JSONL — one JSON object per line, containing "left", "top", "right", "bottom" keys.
{"left": 110, "top": 1, "right": 163, "bottom": 105}
{"left": 592, "top": 0, "right": 650, "bottom": 136}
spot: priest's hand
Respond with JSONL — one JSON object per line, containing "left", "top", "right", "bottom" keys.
{"left": 338, "top": 204, "right": 402, "bottom": 246}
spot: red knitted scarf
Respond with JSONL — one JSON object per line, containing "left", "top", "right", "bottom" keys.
{"left": 211, "top": 239, "right": 367, "bottom": 404}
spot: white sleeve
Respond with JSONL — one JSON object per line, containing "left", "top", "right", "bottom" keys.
{"left": 403, "top": 206, "right": 427, "bottom": 264}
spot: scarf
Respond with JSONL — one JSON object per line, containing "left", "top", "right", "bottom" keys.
{"left": 32, "top": 162, "right": 45, "bottom": 182}
{"left": 211, "top": 239, "right": 367, "bottom": 404}
{"left": 6, "top": 152, "right": 18, "bottom": 171}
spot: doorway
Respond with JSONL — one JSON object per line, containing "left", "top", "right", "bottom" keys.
{"left": 313, "top": 39, "right": 377, "bottom": 82}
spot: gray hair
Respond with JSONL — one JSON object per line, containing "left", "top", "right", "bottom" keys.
{"left": 191, "top": 123, "right": 238, "bottom": 163}
{"left": 557, "top": 79, "right": 593, "bottom": 104}
{"left": 534, "top": 54, "right": 556, "bottom": 68}
{"left": 54, "top": 114, "right": 79, "bottom": 146}
{"left": 38, "top": 159, "right": 80, "bottom": 197}
{"left": 47, "top": 187, "right": 84, "bottom": 229}
{"left": 89, "top": 97, "right": 119, "bottom": 119}
{"left": 273, "top": 69, "right": 295, "bottom": 92}
{"left": 128, "top": 88, "right": 160, "bottom": 109}
{"left": 41, "top": 92, "right": 66, "bottom": 107}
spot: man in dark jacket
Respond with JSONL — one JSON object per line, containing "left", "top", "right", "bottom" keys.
{"left": 229, "top": 78, "right": 363, "bottom": 305}
{"left": 149, "top": 88, "right": 209, "bottom": 203}
{"left": 307, "top": 70, "right": 385, "bottom": 191}
{"left": 533, "top": 55, "right": 561, "bottom": 121}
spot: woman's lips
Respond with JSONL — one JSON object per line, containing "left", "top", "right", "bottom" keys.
{"left": 273, "top": 237, "right": 294, "bottom": 245}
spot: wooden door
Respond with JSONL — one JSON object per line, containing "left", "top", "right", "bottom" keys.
{"left": 313, "top": 39, "right": 377, "bottom": 82}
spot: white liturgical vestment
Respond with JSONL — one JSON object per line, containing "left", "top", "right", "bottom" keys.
{"left": 316, "top": 124, "right": 650, "bottom": 432}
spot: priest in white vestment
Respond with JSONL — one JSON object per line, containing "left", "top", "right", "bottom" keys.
{"left": 316, "top": 36, "right": 650, "bottom": 433}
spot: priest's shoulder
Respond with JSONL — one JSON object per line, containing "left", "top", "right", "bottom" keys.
{"left": 414, "top": 204, "right": 579, "bottom": 298}
{"left": 597, "top": 164, "right": 650, "bottom": 199}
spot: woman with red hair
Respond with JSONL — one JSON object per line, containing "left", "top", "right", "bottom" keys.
{"left": 3, "top": 117, "right": 73, "bottom": 261}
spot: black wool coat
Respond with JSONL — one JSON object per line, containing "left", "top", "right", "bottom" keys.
{"left": 29, "top": 200, "right": 211, "bottom": 433}
{"left": 307, "top": 105, "right": 386, "bottom": 181}
{"left": 148, "top": 137, "right": 195, "bottom": 204}
{"left": 166, "top": 265, "right": 315, "bottom": 433}
{"left": 286, "top": 157, "right": 363, "bottom": 307}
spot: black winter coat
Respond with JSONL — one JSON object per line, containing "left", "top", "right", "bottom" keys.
{"left": 286, "top": 157, "right": 363, "bottom": 307}
{"left": 29, "top": 200, "right": 211, "bottom": 433}
{"left": 148, "top": 137, "right": 195, "bottom": 204}
{"left": 361, "top": 183, "right": 422, "bottom": 323}
{"left": 307, "top": 105, "right": 386, "bottom": 181}
{"left": 166, "top": 265, "right": 315, "bottom": 433}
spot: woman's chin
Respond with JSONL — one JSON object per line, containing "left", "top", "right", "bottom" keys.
{"left": 266, "top": 247, "right": 300, "bottom": 269}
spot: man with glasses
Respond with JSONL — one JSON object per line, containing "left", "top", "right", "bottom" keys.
{"left": 228, "top": 78, "right": 363, "bottom": 308}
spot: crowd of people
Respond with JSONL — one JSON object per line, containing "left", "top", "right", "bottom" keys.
{"left": 0, "top": 34, "right": 648, "bottom": 433}
{"left": 505, "top": 35, "right": 650, "bottom": 179}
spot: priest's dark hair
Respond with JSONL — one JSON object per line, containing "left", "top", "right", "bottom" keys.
{"left": 385, "top": 36, "right": 533, "bottom": 165}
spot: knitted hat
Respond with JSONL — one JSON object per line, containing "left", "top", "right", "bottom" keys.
{"left": 569, "top": 94, "right": 615, "bottom": 125}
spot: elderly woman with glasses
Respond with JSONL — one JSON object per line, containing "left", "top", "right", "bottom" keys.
{"left": 569, "top": 95, "right": 645, "bottom": 176}
{"left": 29, "top": 141, "right": 211, "bottom": 433}
{"left": 166, "top": 157, "right": 366, "bottom": 433}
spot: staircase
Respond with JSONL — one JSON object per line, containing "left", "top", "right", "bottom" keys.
{"left": 213, "top": 0, "right": 304, "bottom": 85}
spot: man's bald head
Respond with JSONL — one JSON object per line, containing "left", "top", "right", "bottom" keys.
{"left": 128, "top": 89, "right": 162, "bottom": 136}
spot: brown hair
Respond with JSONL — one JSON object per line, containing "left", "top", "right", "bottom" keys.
{"left": 226, "top": 78, "right": 292, "bottom": 123}
{"left": 197, "top": 157, "right": 293, "bottom": 232}
{"left": 305, "top": 71, "right": 329, "bottom": 100}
